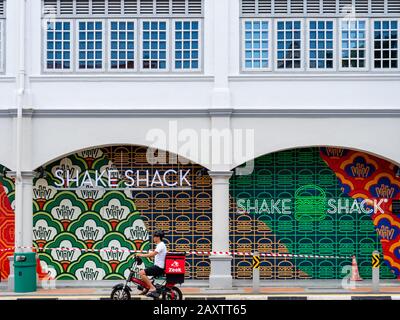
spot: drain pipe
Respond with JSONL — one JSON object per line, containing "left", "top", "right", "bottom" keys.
{"left": 15, "top": 0, "right": 27, "bottom": 252}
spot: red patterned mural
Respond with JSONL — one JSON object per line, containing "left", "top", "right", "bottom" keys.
{"left": 321, "top": 147, "right": 400, "bottom": 277}
{"left": 0, "top": 176, "right": 14, "bottom": 280}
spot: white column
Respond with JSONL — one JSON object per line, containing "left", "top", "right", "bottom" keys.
{"left": 208, "top": 170, "right": 233, "bottom": 289}
{"left": 7, "top": 171, "right": 34, "bottom": 290}
{"left": 20, "top": 171, "right": 34, "bottom": 251}
{"left": 211, "top": 0, "right": 231, "bottom": 108}
{"left": 9, "top": 171, "right": 34, "bottom": 252}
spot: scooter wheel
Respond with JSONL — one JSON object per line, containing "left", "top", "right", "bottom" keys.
{"left": 162, "top": 286, "right": 183, "bottom": 300}
{"left": 111, "top": 286, "right": 131, "bottom": 300}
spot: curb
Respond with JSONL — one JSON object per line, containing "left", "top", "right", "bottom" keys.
{"left": 6, "top": 295, "right": 398, "bottom": 300}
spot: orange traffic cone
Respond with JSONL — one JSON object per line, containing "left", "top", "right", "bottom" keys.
{"left": 350, "top": 255, "right": 363, "bottom": 281}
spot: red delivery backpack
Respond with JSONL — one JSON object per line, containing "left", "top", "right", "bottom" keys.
{"left": 164, "top": 252, "right": 186, "bottom": 284}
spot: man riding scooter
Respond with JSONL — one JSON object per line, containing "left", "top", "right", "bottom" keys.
{"left": 137, "top": 230, "right": 167, "bottom": 298}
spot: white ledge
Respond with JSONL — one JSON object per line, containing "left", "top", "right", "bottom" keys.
{"left": 229, "top": 73, "right": 400, "bottom": 81}
{"left": 29, "top": 74, "right": 215, "bottom": 83}
{"left": 1, "top": 108, "right": 400, "bottom": 118}
{"left": 0, "top": 76, "right": 17, "bottom": 82}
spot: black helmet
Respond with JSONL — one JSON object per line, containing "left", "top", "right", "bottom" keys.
{"left": 153, "top": 229, "right": 164, "bottom": 240}
{"left": 135, "top": 256, "right": 143, "bottom": 265}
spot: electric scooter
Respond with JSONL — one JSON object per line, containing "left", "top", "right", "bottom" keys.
{"left": 110, "top": 256, "right": 183, "bottom": 300}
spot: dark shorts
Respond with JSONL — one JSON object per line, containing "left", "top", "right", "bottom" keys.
{"left": 144, "top": 265, "right": 164, "bottom": 277}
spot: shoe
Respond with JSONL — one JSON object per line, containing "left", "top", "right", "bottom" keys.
{"left": 139, "top": 289, "right": 149, "bottom": 296}
{"left": 146, "top": 290, "right": 160, "bottom": 299}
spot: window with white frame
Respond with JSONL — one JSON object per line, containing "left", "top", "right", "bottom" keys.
{"left": 46, "top": 21, "right": 72, "bottom": 70}
{"left": 276, "top": 20, "right": 302, "bottom": 69}
{"left": 142, "top": 21, "right": 168, "bottom": 70}
{"left": 308, "top": 20, "right": 335, "bottom": 70}
{"left": 341, "top": 20, "right": 367, "bottom": 69}
{"left": 110, "top": 21, "right": 135, "bottom": 70}
{"left": 78, "top": 21, "right": 104, "bottom": 70}
{"left": 373, "top": 20, "right": 398, "bottom": 69}
{"left": 42, "top": 0, "right": 203, "bottom": 73}
{"left": 240, "top": 0, "right": 400, "bottom": 73}
{"left": 243, "top": 20, "right": 270, "bottom": 70}
{"left": 174, "top": 20, "right": 200, "bottom": 70}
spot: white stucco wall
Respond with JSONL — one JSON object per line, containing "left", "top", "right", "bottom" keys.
{"left": 0, "top": 0, "right": 398, "bottom": 172}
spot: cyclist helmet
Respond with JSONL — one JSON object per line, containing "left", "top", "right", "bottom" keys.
{"left": 135, "top": 256, "right": 143, "bottom": 265}
{"left": 153, "top": 229, "right": 165, "bottom": 240}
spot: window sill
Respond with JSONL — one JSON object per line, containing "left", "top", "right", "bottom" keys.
{"left": 229, "top": 73, "right": 400, "bottom": 81}
{"left": 29, "top": 74, "right": 214, "bottom": 82}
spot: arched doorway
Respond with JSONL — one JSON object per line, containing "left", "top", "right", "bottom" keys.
{"left": 230, "top": 147, "right": 400, "bottom": 280}
{"left": 32, "top": 145, "right": 212, "bottom": 280}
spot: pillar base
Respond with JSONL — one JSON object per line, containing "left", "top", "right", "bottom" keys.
{"left": 7, "top": 256, "right": 14, "bottom": 291}
{"left": 209, "top": 255, "right": 233, "bottom": 289}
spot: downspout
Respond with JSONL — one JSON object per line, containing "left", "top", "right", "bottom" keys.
{"left": 15, "top": 0, "right": 26, "bottom": 251}
{"left": 16, "top": 0, "right": 26, "bottom": 183}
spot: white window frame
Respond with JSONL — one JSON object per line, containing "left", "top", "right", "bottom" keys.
{"left": 139, "top": 19, "right": 170, "bottom": 73}
{"left": 306, "top": 18, "right": 337, "bottom": 72}
{"left": 274, "top": 19, "right": 305, "bottom": 72}
{"left": 172, "top": 19, "right": 203, "bottom": 73}
{"left": 43, "top": 19, "right": 74, "bottom": 73}
{"left": 75, "top": 19, "right": 106, "bottom": 73}
{"left": 108, "top": 19, "right": 138, "bottom": 73}
{"left": 241, "top": 18, "right": 272, "bottom": 72}
{"left": 339, "top": 18, "right": 369, "bottom": 72}
{"left": 370, "top": 18, "right": 400, "bottom": 72}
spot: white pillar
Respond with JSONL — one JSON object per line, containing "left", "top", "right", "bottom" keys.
{"left": 208, "top": 170, "right": 233, "bottom": 289}
{"left": 211, "top": 0, "right": 231, "bottom": 108}
{"left": 21, "top": 171, "right": 34, "bottom": 252}
{"left": 7, "top": 171, "right": 34, "bottom": 290}
{"left": 9, "top": 171, "right": 34, "bottom": 253}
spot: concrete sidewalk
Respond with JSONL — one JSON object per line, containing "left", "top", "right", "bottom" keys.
{"left": 0, "top": 280, "right": 400, "bottom": 300}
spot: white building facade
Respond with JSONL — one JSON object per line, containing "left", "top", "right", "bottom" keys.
{"left": 0, "top": 0, "right": 399, "bottom": 288}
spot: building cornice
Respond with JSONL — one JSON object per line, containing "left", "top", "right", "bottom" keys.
{"left": 229, "top": 74, "right": 400, "bottom": 82}
{"left": 29, "top": 75, "right": 215, "bottom": 83}
{"left": 1, "top": 108, "right": 400, "bottom": 118}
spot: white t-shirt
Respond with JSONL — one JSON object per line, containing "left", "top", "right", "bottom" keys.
{"left": 154, "top": 241, "right": 167, "bottom": 269}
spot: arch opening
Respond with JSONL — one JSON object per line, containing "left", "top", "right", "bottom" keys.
{"left": 230, "top": 146, "right": 400, "bottom": 280}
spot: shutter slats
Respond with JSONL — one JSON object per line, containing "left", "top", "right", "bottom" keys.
{"left": 290, "top": 0, "right": 304, "bottom": 14}
{"left": 124, "top": 0, "right": 138, "bottom": 14}
{"left": 42, "top": 0, "right": 203, "bottom": 16}
{"left": 76, "top": 0, "right": 90, "bottom": 14}
{"left": 258, "top": 0, "right": 272, "bottom": 14}
{"left": 241, "top": 0, "right": 400, "bottom": 15}
{"left": 172, "top": 0, "right": 186, "bottom": 14}
{"left": 371, "top": 0, "right": 385, "bottom": 14}
{"left": 322, "top": 0, "right": 337, "bottom": 14}
{"left": 274, "top": 0, "right": 288, "bottom": 14}
{"left": 108, "top": 0, "right": 122, "bottom": 14}
{"left": 242, "top": 0, "right": 257, "bottom": 14}
{"left": 92, "top": 0, "right": 106, "bottom": 14}
{"left": 355, "top": 0, "right": 369, "bottom": 13}
{"left": 306, "top": 0, "right": 320, "bottom": 14}
{"left": 188, "top": 0, "right": 202, "bottom": 14}
{"left": 388, "top": 0, "right": 400, "bottom": 14}
{"left": 43, "top": 0, "right": 58, "bottom": 15}
{"left": 140, "top": 0, "right": 154, "bottom": 14}
{"left": 339, "top": 0, "right": 353, "bottom": 14}
{"left": 156, "top": 0, "right": 170, "bottom": 14}
{"left": 59, "top": 0, "right": 74, "bottom": 14}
